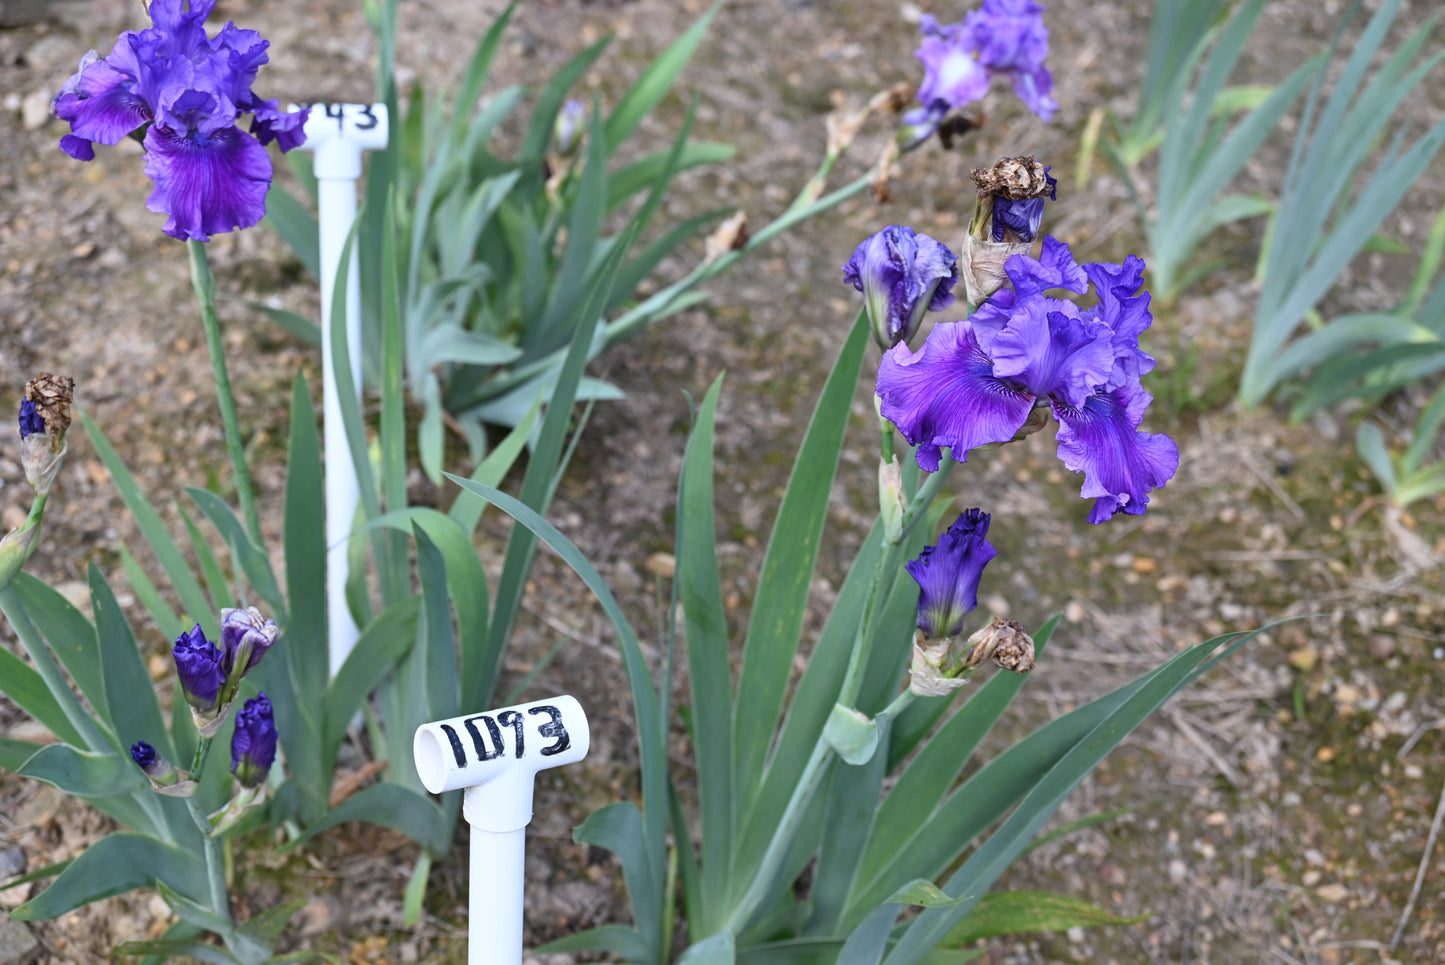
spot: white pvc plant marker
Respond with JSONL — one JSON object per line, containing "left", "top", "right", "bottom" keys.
{"left": 293, "top": 102, "right": 389, "bottom": 678}
{"left": 414, "top": 696, "right": 590, "bottom": 965}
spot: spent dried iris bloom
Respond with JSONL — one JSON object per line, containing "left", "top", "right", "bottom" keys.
{"left": 960, "top": 156, "right": 1057, "bottom": 305}
{"left": 52, "top": 0, "right": 309, "bottom": 241}
{"left": 878, "top": 236, "right": 1178, "bottom": 523}
{"left": 844, "top": 226, "right": 960, "bottom": 349}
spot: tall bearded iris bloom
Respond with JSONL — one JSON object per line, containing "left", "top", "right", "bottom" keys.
{"left": 877, "top": 236, "right": 1178, "bottom": 523}
{"left": 52, "top": 0, "right": 308, "bottom": 241}
{"left": 844, "top": 226, "right": 960, "bottom": 349}
{"left": 913, "top": 0, "right": 1057, "bottom": 134}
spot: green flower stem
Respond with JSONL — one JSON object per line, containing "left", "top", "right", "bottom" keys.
{"left": 187, "top": 240, "right": 263, "bottom": 546}
{"left": 0, "top": 585, "right": 110, "bottom": 753}
{"left": 183, "top": 793, "right": 231, "bottom": 928}
{"left": 836, "top": 454, "right": 956, "bottom": 711}
{"left": 880, "top": 686, "right": 916, "bottom": 721}
{"left": 190, "top": 733, "right": 214, "bottom": 778}
{"left": 723, "top": 735, "right": 833, "bottom": 934}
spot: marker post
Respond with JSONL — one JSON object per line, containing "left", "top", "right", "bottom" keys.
{"left": 414, "top": 696, "right": 591, "bottom": 965}
{"left": 293, "top": 102, "right": 389, "bottom": 677}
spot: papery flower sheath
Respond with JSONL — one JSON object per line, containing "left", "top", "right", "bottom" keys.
{"left": 844, "top": 226, "right": 959, "bottom": 349}
{"left": 912, "top": 0, "right": 1056, "bottom": 133}
{"left": 52, "top": 0, "right": 309, "bottom": 241}
{"left": 877, "top": 236, "right": 1178, "bottom": 523}
{"left": 173, "top": 623, "right": 223, "bottom": 715}
{"left": 231, "top": 692, "right": 277, "bottom": 787}
{"left": 906, "top": 508, "right": 998, "bottom": 639}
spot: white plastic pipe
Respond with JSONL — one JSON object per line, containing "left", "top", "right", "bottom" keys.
{"left": 294, "top": 102, "right": 389, "bottom": 678}
{"left": 415, "top": 696, "right": 591, "bottom": 965}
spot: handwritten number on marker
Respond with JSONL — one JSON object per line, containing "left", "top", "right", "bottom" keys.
{"left": 530, "top": 705, "right": 571, "bottom": 756}
{"left": 438, "top": 705, "right": 571, "bottom": 767}
{"left": 354, "top": 104, "right": 379, "bottom": 130}
{"left": 324, "top": 101, "right": 346, "bottom": 131}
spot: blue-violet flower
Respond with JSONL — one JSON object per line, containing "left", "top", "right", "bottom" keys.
{"left": 877, "top": 236, "right": 1178, "bottom": 523}
{"left": 906, "top": 508, "right": 999, "bottom": 639}
{"left": 914, "top": 0, "right": 1056, "bottom": 130}
{"left": 173, "top": 623, "right": 223, "bottom": 715}
{"left": 231, "top": 692, "right": 277, "bottom": 788}
{"left": 52, "top": 0, "right": 309, "bottom": 241}
{"left": 844, "top": 226, "right": 959, "bottom": 349}
{"left": 553, "top": 99, "right": 586, "bottom": 156}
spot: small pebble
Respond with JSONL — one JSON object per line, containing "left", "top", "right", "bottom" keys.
{"left": 20, "top": 88, "right": 52, "bottom": 130}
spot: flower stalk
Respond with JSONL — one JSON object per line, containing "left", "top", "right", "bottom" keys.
{"left": 188, "top": 240, "right": 264, "bottom": 545}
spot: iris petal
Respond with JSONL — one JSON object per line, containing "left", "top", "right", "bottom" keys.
{"left": 877, "top": 321, "right": 1034, "bottom": 471}
{"left": 143, "top": 122, "right": 272, "bottom": 241}
{"left": 1052, "top": 384, "right": 1179, "bottom": 523}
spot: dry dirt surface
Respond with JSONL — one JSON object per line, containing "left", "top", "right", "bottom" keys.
{"left": 2, "top": 0, "right": 1445, "bottom": 962}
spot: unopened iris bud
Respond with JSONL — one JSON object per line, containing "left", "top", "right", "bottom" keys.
{"left": 906, "top": 509, "right": 998, "bottom": 640}
{"left": 553, "top": 99, "right": 585, "bottom": 156}
{"left": 173, "top": 624, "right": 224, "bottom": 720}
{"left": 879, "top": 456, "right": 906, "bottom": 543}
{"left": 219, "top": 606, "right": 279, "bottom": 682}
{"left": 960, "top": 156, "right": 1056, "bottom": 306}
{"left": 130, "top": 740, "right": 178, "bottom": 785}
{"left": 844, "top": 226, "right": 959, "bottom": 349}
{"left": 231, "top": 692, "right": 278, "bottom": 788}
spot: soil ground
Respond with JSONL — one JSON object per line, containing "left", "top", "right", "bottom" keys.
{"left": 2, "top": 0, "right": 1445, "bottom": 963}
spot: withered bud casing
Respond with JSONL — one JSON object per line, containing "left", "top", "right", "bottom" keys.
{"left": 964, "top": 617, "right": 1036, "bottom": 673}
{"left": 25, "top": 373, "right": 75, "bottom": 440}
{"left": 704, "top": 210, "right": 750, "bottom": 263}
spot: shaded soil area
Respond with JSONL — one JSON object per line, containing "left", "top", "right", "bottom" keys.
{"left": 2, "top": 0, "right": 1445, "bottom": 962}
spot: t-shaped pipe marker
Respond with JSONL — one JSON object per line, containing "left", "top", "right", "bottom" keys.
{"left": 415, "top": 696, "right": 590, "bottom": 965}
{"left": 291, "top": 102, "right": 389, "bottom": 680}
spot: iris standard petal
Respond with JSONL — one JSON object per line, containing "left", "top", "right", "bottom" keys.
{"left": 143, "top": 121, "right": 273, "bottom": 241}
{"left": 916, "top": 16, "right": 991, "bottom": 109}
{"left": 1004, "top": 234, "right": 1088, "bottom": 298}
{"left": 878, "top": 321, "right": 1035, "bottom": 471}
{"left": 989, "top": 302, "right": 1114, "bottom": 407}
{"left": 1052, "top": 384, "right": 1179, "bottom": 523}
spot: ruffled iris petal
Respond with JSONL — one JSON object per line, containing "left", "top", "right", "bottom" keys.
{"left": 1052, "top": 384, "right": 1179, "bottom": 523}
{"left": 143, "top": 122, "right": 273, "bottom": 241}
{"left": 877, "top": 321, "right": 1034, "bottom": 471}
{"left": 989, "top": 302, "right": 1114, "bottom": 407}
{"left": 1004, "top": 234, "right": 1087, "bottom": 298}
{"left": 52, "top": 57, "right": 150, "bottom": 148}
{"left": 916, "top": 16, "right": 991, "bottom": 109}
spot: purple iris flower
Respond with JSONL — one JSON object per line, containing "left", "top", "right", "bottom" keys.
{"left": 844, "top": 226, "right": 960, "bottom": 349}
{"left": 877, "top": 236, "right": 1178, "bottom": 524}
{"left": 914, "top": 0, "right": 1057, "bottom": 124}
{"left": 172, "top": 623, "right": 223, "bottom": 715}
{"left": 18, "top": 399, "right": 44, "bottom": 439}
{"left": 52, "top": 0, "right": 308, "bottom": 242}
{"left": 906, "top": 509, "right": 999, "bottom": 639}
{"left": 219, "top": 606, "right": 279, "bottom": 679}
{"left": 231, "top": 692, "right": 277, "bottom": 787}
{"left": 991, "top": 166, "right": 1056, "bottom": 243}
